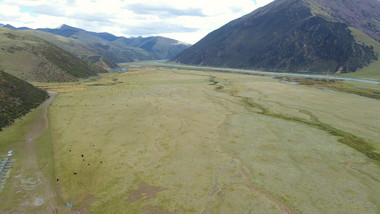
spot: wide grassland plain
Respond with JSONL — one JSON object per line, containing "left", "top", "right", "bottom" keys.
{"left": 45, "top": 66, "right": 380, "bottom": 213}
{"left": 2, "top": 65, "right": 380, "bottom": 213}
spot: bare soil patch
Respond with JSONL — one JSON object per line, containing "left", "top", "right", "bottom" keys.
{"left": 126, "top": 182, "right": 166, "bottom": 203}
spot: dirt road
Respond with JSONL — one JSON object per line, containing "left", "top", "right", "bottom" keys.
{"left": 0, "top": 92, "right": 75, "bottom": 214}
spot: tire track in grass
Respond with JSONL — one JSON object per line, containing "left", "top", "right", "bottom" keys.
{"left": 213, "top": 111, "right": 297, "bottom": 214}
{"left": 203, "top": 76, "right": 298, "bottom": 214}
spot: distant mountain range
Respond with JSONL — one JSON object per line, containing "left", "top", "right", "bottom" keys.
{"left": 173, "top": 0, "right": 380, "bottom": 74}
{"left": 1, "top": 24, "right": 190, "bottom": 69}
{"left": 0, "top": 24, "right": 32, "bottom": 30}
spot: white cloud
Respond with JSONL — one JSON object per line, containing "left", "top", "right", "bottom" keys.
{"left": 0, "top": 0, "right": 274, "bottom": 44}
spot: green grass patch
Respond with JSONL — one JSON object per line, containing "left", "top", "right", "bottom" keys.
{"left": 36, "top": 120, "right": 57, "bottom": 184}
{"left": 0, "top": 106, "right": 44, "bottom": 210}
{"left": 276, "top": 77, "right": 380, "bottom": 100}
{"left": 0, "top": 105, "right": 44, "bottom": 153}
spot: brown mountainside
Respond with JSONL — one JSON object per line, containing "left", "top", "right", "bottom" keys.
{"left": 172, "top": 0, "right": 380, "bottom": 74}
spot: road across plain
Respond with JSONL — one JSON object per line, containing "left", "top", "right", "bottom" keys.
{"left": 153, "top": 61, "right": 380, "bottom": 85}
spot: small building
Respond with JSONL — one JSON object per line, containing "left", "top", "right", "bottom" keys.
{"left": 106, "top": 68, "right": 128, "bottom": 72}
{"left": 7, "top": 151, "right": 14, "bottom": 157}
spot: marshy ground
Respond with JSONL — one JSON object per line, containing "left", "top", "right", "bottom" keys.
{"left": 1, "top": 65, "right": 379, "bottom": 213}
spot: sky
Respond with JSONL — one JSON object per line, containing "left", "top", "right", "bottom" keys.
{"left": 0, "top": 0, "right": 274, "bottom": 44}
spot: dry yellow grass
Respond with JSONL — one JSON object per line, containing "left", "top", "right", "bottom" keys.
{"left": 48, "top": 67, "right": 380, "bottom": 213}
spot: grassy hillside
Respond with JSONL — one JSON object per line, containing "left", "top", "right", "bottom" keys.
{"left": 0, "top": 27, "right": 104, "bottom": 82}
{"left": 3, "top": 24, "right": 190, "bottom": 64}
{"left": 24, "top": 30, "right": 118, "bottom": 69}
{"left": 0, "top": 70, "right": 48, "bottom": 130}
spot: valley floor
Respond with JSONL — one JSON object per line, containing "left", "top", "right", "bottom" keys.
{"left": 1, "top": 66, "right": 380, "bottom": 213}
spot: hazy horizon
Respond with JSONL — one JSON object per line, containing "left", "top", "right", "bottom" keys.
{"left": 0, "top": 0, "right": 274, "bottom": 44}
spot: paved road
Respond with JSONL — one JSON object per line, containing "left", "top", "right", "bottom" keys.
{"left": 154, "top": 61, "right": 380, "bottom": 85}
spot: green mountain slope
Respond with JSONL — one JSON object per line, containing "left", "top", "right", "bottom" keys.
{"left": 0, "top": 70, "right": 48, "bottom": 130}
{"left": 172, "top": 0, "right": 380, "bottom": 75}
{"left": 23, "top": 30, "right": 118, "bottom": 69}
{"left": 0, "top": 27, "right": 104, "bottom": 82}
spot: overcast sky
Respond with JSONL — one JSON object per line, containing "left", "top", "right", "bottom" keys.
{"left": 0, "top": 0, "right": 274, "bottom": 44}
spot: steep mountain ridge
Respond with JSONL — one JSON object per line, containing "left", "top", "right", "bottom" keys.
{"left": 0, "top": 70, "right": 48, "bottom": 130}
{"left": 173, "top": 0, "right": 380, "bottom": 74}
{"left": 304, "top": 0, "right": 380, "bottom": 42}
